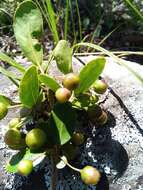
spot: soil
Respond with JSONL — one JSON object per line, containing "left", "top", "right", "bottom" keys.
{"left": 0, "top": 56, "right": 143, "bottom": 190}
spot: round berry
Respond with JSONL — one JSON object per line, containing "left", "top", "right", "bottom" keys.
{"left": 17, "top": 160, "right": 33, "bottom": 176}
{"left": 9, "top": 118, "right": 21, "bottom": 128}
{"left": 0, "top": 102, "right": 8, "bottom": 120}
{"left": 71, "top": 132, "right": 85, "bottom": 146}
{"left": 63, "top": 73, "right": 80, "bottom": 90}
{"left": 55, "top": 88, "right": 71, "bottom": 103}
{"left": 93, "top": 80, "right": 108, "bottom": 94}
{"left": 80, "top": 166, "right": 101, "bottom": 185}
{"left": 97, "top": 111, "right": 108, "bottom": 125}
{"left": 4, "top": 129, "right": 22, "bottom": 146}
{"left": 25, "top": 128, "right": 46, "bottom": 150}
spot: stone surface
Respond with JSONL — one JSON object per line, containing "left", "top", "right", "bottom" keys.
{"left": 0, "top": 56, "right": 143, "bottom": 190}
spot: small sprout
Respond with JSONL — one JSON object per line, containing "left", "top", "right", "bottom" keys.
{"left": 93, "top": 79, "right": 108, "bottom": 94}
{"left": 0, "top": 102, "right": 8, "bottom": 120}
{"left": 55, "top": 88, "right": 71, "bottom": 103}
{"left": 80, "top": 166, "right": 101, "bottom": 185}
{"left": 25, "top": 128, "right": 47, "bottom": 150}
{"left": 9, "top": 118, "right": 21, "bottom": 128}
{"left": 71, "top": 132, "right": 85, "bottom": 146}
{"left": 63, "top": 73, "right": 80, "bottom": 90}
{"left": 97, "top": 111, "right": 108, "bottom": 125}
{"left": 17, "top": 160, "right": 33, "bottom": 176}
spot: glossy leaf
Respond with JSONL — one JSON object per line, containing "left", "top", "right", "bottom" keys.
{"left": 39, "top": 74, "right": 60, "bottom": 92}
{"left": 75, "top": 57, "right": 106, "bottom": 94}
{"left": 50, "top": 103, "right": 76, "bottom": 145}
{"left": 54, "top": 40, "right": 72, "bottom": 74}
{"left": 0, "top": 94, "right": 12, "bottom": 106}
{"left": 19, "top": 66, "right": 39, "bottom": 108}
{"left": 6, "top": 149, "right": 45, "bottom": 173}
{"left": 0, "top": 52, "right": 25, "bottom": 72}
{"left": 13, "top": 1, "right": 43, "bottom": 66}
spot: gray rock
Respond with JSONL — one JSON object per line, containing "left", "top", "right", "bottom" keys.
{"left": 0, "top": 56, "right": 143, "bottom": 190}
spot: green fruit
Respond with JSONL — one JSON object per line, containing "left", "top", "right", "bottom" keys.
{"left": 26, "top": 128, "right": 46, "bottom": 150}
{"left": 4, "top": 129, "right": 22, "bottom": 146}
{"left": 80, "top": 166, "right": 101, "bottom": 185}
{"left": 87, "top": 105, "right": 102, "bottom": 121}
{"left": 9, "top": 118, "right": 21, "bottom": 128}
{"left": 71, "top": 132, "right": 85, "bottom": 146}
{"left": 0, "top": 102, "right": 8, "bottom": 120}
{"left": 63, "top": 73, "right": 80, "bottom": 90}
{"left": 97, "top": 111, "right": 108, "bottom": 125}
{"left": 93, "top": 80, "right": 108, "bottom": 94}
{"left": 55, "top": 88, "right": 71, "bottom": 103}
{"left": 62, "top": 142, "right": 79, "bottom": 160}
{"left": 17, "top": 160, "right": 33, "bottom": 176}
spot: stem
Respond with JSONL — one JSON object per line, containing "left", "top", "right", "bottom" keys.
{"left": 51, "top": 154, "right": 57, "bottom": 190}
{"left": 45, "top": 52, "right": 54, "bottom": 73}
{"left": 66, "top": 162, "right": 81, "bottom": 173}
{"left": 60, "top": 156, "right": 81, "bottom": 173}
{"left": 8, "top": 104, "right": 23, "bottom": 109}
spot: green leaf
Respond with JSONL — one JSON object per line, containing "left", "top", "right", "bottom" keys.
{"left": 0, "top": 94, "right": 12, "bottom": 106}
{"left": 6, "top": 149, "right": 45, "bottom": 173}
{"left": 13, "top": 0, "right": 43, "bottom": 66}
{"left": 39, "top": 74, "right": 60, "bottom": 92}
{"left": 0, "top": 52, "right": 25, "bottom": 72}
{"left": 75, "top": 57, "right": 106, "bottom": 94}
{"left": 50, "top": 103, "right": 76, "bottom": 145}
{"left": 19, "top": 66, "right": 39, "bottom": 108}
{"left": 54, "top": 40, "right": 72, "bottom": 74}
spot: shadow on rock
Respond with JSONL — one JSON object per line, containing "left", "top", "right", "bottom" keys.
{"left": 92, "top": 114, "right": 129, "bottom": 180}
{"left": 12, "top": 167, "right": 47, "bottom": 190}
{"left": 96, "top": 172, "right": 109, "bottom": 190}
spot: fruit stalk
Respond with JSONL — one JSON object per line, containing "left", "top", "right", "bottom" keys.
{"left": 60, "top": 156, "right": 81, "bottom": 173}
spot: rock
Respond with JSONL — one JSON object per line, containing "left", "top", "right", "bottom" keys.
{"left": 0, "top": 56, "right": 143, "bottom": 190}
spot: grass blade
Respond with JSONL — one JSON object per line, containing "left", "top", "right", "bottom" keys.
{"left": 73, "top": 42, "right": 143, "bottom": 84}
{"left": 69, "top": 0, "right": 77, "bottom": 44}
{"left": 64, "top": 0, "right": 69, "bottom": 40}
{"left": 123, "top": 0, "right": 143, "bottom": 21}
{"left": 45, "top": 0, "right": 59, "bottom": 43}
{"left": 75, "top": 0, "right": 82, "bottom": 41}
{"left": 0, "top": 52, "right": 25, "bottom": 72}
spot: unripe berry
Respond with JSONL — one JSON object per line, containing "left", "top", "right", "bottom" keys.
{"left": 80, "top": 166, "right": 101, "bottom": 185}
{"left": 93, "top": 80, "right": 108, "bottom": 94}
{"left": 9, "top": 118, "right": 21, "bottom": 128}
{"left": 63, "top": 73, "right": 80, "bottom": 90}
{"left": 55, "top": 88, "right": 71, "bottom": 103}
{"left": 17, "top": 160, "right": 33, "bottom": 176}
{"left": 0, "top": 102, "right": 8, "bottom": 120}
{"left": 26, "top": 128, "right": 46, "bottom": 150}
{"left": 4, "top": 129, "right": 22, "bottom": 146}
{"left": 71, "top": 132, "right": 85, "bottom": 146}
{"left": 97, "top": 111, "right": 108, "bottom": 125}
